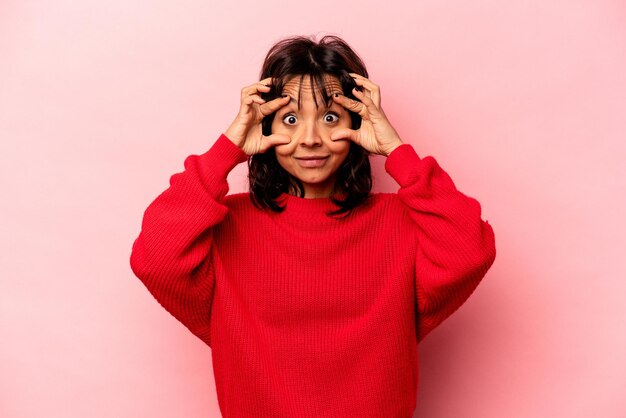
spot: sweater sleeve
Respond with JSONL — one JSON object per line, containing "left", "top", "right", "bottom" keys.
{"left": 129, "top": 133, "right": 248, "bottom": 347}
{"left": 385, "top": 144, "right": 497, "bottom": 343}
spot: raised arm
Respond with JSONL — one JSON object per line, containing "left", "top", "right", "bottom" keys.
{"left": 385, "top": 144, "right": 497, "bottom": 343}
{"left": 129, "top": 133, "right": 248, "bottom": 347}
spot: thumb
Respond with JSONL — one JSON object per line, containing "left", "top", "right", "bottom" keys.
{"left": 331, "top": 128, "right": 359, "bottom": 144}
{"left": 258, "top": 133, "right": 291, "bottom": 154}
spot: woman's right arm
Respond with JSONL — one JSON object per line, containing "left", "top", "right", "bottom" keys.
{"left": 129, "top": 133, "right": 248, "bottom": 347}
{"left": 129, "top": 78, "right": 290, "bottom": 347}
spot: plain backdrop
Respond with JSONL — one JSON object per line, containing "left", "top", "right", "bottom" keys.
{"left": 1, "top": 0, "right": 625, "bottom": 417}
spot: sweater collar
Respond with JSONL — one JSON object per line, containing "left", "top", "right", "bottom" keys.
{"left": 276, "top": 192, "right": 346, "bottom": 214}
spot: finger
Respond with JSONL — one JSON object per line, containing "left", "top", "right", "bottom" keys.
{"left": 250, "top": 95, "right": 265, "bottom": 105}
{"left": 332, "top": 93, "right": 366, "bottom": 115}
{"left": 351, "top": 88, "right": 381, "bottom": 116}
{"left": 243, "top": 91, "right": 281, "bottom": 109}
{"left": 349, "top": 74, "right": 381, "bottom": 108}
{"left": 241, "top": 80, "right": 273, "bottom": 99}
{"left": 259, "top": 133, "right": 291, "bottom": 153}
{"left": 253, "top": 78, "right": 274, "bottom": 89}
{"left": 258, "top": 95, "right": 290, "bottom": 115}
{"left": 348, "top": 72, "right": 375, "bottom": 84}
{"left": 243, "top": 94, "right": 266, "bottom": 105}
{"left": 330, "top": 128, "right": 359, "bottom": 144}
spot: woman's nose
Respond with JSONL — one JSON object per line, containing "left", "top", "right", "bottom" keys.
{"left": 298, "top": 123, "right": 322, "bottom": 147}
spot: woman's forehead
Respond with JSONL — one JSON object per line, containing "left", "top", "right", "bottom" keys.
{"left": 282, "top": 74, "right": 342, "bottom": 94}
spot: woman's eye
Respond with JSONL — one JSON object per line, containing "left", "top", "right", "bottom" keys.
{"left": 324, "top": 112, "right": 339, "bottom": 123}
{"left": 282, "top": 114, "right": 297, "bottom": 125}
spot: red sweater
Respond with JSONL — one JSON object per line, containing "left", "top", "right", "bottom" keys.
{"left": 130, "top": 133, "right": 496, "bottom": 417}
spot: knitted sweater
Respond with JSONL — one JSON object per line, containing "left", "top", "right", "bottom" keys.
{"left": 129, "top": 133, "right": 496, "bottom": 418}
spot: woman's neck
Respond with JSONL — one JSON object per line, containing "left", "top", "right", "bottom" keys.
{"left": 287, "top": 179, "right": 339, "bottom": 199}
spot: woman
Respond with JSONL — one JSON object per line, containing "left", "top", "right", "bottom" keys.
{"left": 130, "top": 34, "right": 496, "bottom": 418}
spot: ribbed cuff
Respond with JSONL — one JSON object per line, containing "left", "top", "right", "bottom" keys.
{"left": 197, "top": 133, "right": 249, "bottom": 175}
{"left": 384, "top": 143, "right": 423, "bottom": 188}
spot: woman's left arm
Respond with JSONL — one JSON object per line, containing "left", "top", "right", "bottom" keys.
{"left": 385, "top": 144, "right": 497, "bottom": 342}
{"left": 332, "top": 73, "right": 496, "bottom": 342}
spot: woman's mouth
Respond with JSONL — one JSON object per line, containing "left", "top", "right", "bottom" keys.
{"left": 295, "top": 156, "right": 329, "bottom": 168}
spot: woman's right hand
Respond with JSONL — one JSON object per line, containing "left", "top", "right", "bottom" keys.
{"left": 224, "top": 77, "right": 292, "bottom": 156}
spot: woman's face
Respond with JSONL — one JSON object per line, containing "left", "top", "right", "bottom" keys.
{"left": 271, "top": 74, "right": 352, "bottom": 199}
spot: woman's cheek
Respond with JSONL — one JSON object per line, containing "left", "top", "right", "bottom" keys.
{"left": 327, "top": 129, "right": 351, "bottom": 153}
{"left": 270, "top": 118, "right": 282, "bottom": 135}
{"left": 274, "top": 145, "right": 290, "bottom": 156}
{"left": 273, "top": 137, "right": 296, "bottom": 156}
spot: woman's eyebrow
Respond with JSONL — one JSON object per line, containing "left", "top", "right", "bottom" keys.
{"left": 282, "top": 94, "right": 339, "bottom": 109}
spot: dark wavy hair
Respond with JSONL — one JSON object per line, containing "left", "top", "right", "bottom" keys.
{"left": 248, "top": 34, "right": 372, "bottom": 218}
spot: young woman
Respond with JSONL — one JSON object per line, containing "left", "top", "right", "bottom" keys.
{"left": 130, "top": 34, "right": 496, "bottom": 418}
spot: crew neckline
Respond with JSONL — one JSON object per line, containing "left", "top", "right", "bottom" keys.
{"left": 276, "top": 192, "right": 346, "bottom": 213}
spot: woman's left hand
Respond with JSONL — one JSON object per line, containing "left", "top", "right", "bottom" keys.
{"left": 331, "top": 73, "right": 404, "bottom": 157}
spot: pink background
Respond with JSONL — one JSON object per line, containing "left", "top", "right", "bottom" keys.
{"left": 2, "top": 0, "right": 625, "bottom": 417}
